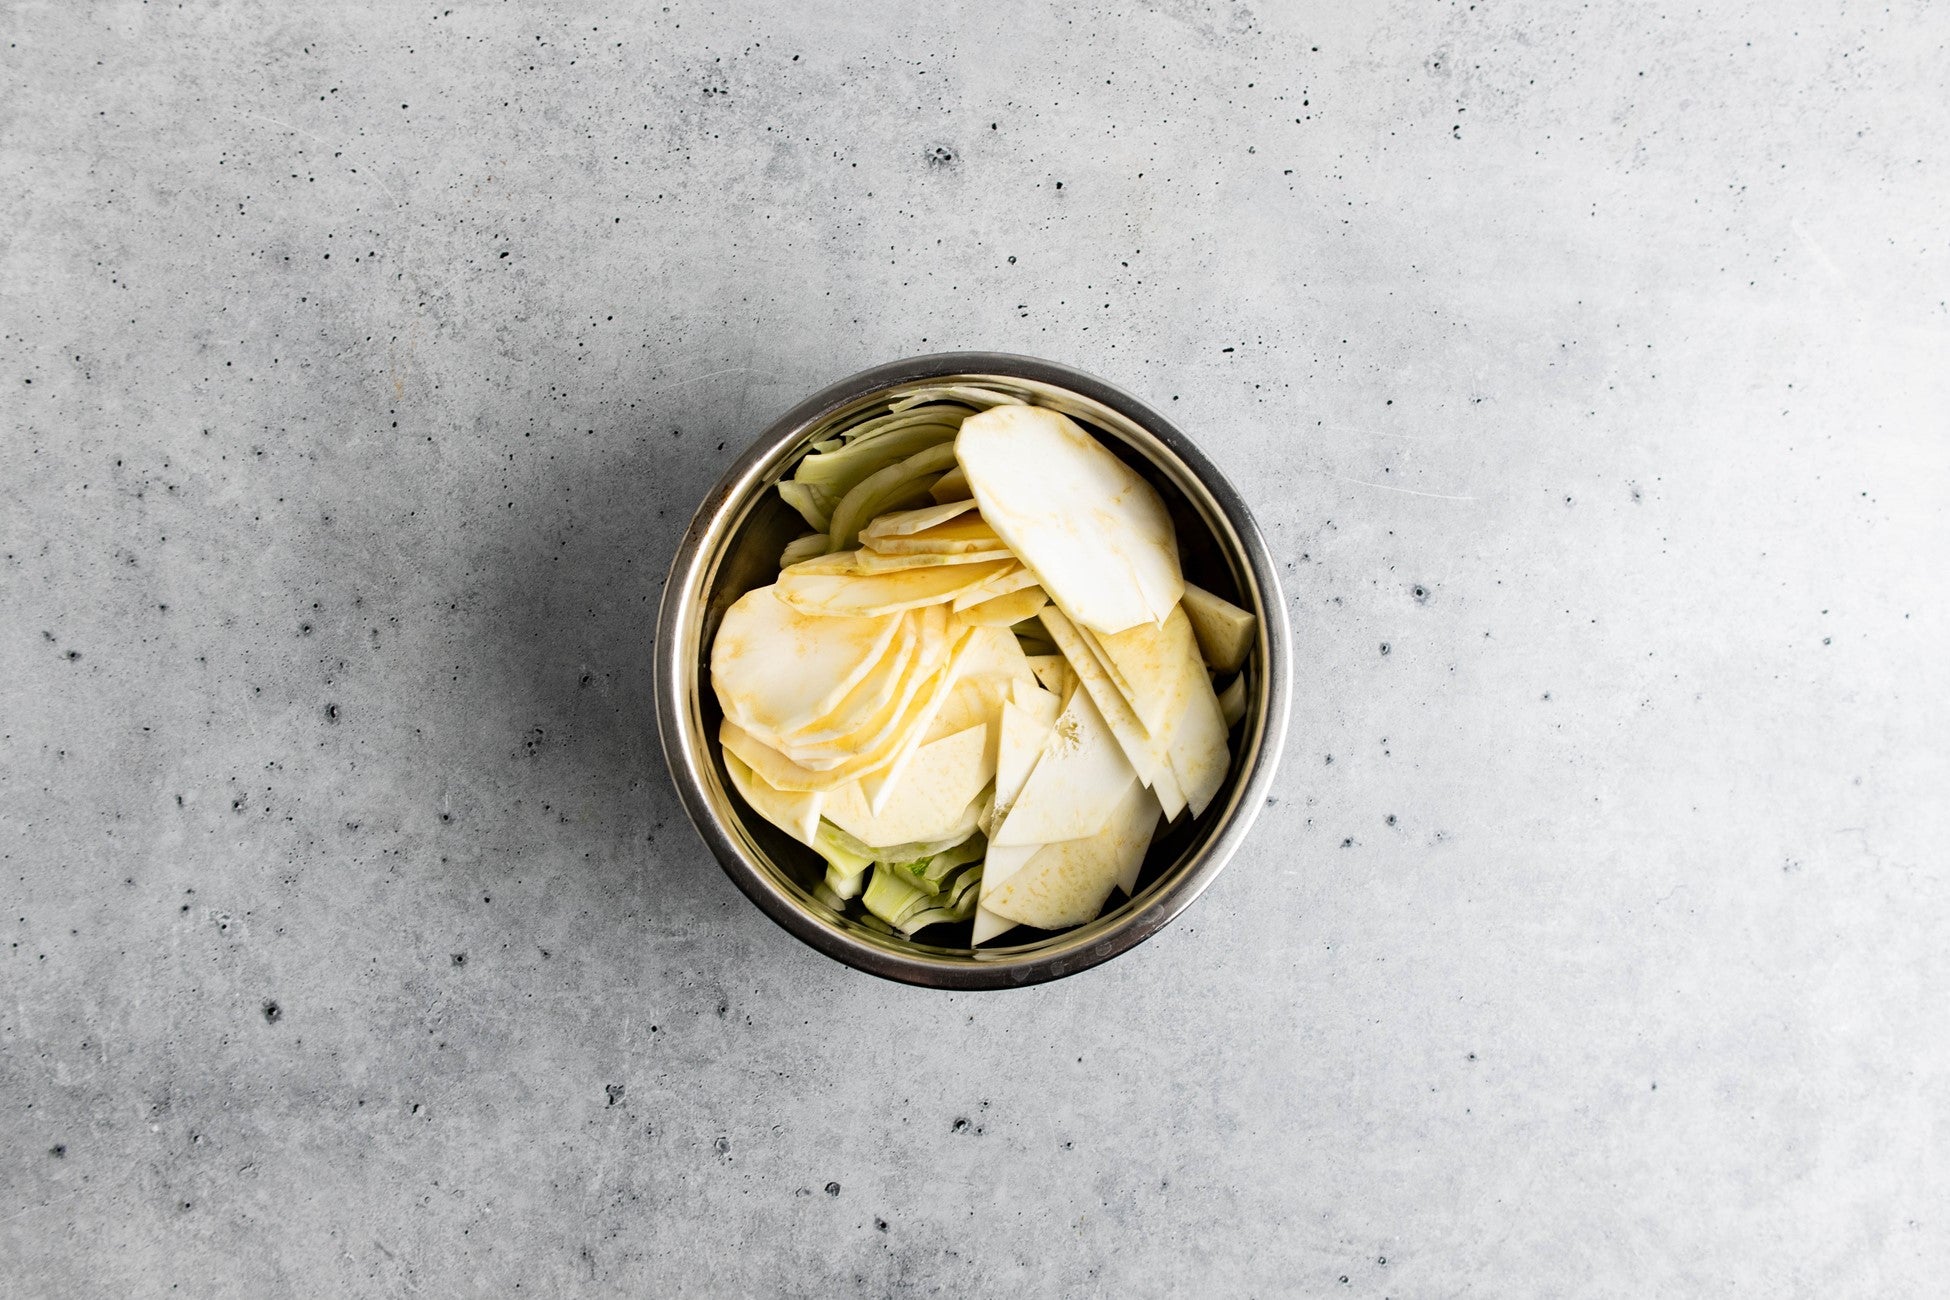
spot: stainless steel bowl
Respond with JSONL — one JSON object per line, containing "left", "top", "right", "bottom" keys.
{"left": 655, "top": 353, "right": 1291, "bottom": 988}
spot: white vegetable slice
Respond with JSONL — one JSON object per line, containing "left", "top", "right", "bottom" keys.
{"left": 1025, "top": 654, "right": 1073, "bottom": 699}
{"left": 1218, "top": 672, "right": 1247, "bottom": 728}
{"left": 958, "top": 585, "right": 1048, "bottom": 627}
{"left": 990, "top": 682, "right": 1137, "bottom": 847}
{"left": 718, "top": 627, "right": 974, "bottom": 793}
{"left": 721, "top": 751, "right": 824, "bottom": 847}
{"left": 970, "top": 906, "right": 1018, "bottom": 945}
{"left": 1038, "top": 606, "right": 1187, "bottom": 820}
{"left": 1087, "top": 605, "right": 1206, "bottom": 737}
{"left": 775, "top": 558, "right": 1013, "bottom": 617}
{"left": 822, "top": 723, "right": 994, "bottom": 849}
{"left": 979, "top": 842, "right": 1041, "bottom": 894}
{"left": 982, "top": 781, "right": 1162, "bottom": 930}
{"left": 771, "top": 611, "right": 951, "bottom": 767}
{"left": 859, "top": 498, "right": 979, "bottom": 539}
{"left": 1180, "top": 581, "right": 1257, "bottom": 673}
{"left": 851, "top": 546, "right": 1015, "bottom": 574}
{"left": 1161, "top": 630, "right": 1231, "bottom": 818}
{"left": 985, "top": 686, "right": 1063, "bottom": 837}
{"left": 949, "top": 564, "right": 1037, "bottom": 611}
{"left": 710, "top": 585, "right": 904, "bottom": 738}
{"left": 854, "top": 630, "right": 983, "bottom": 813}
{"left": 779, "top": 533, "right": 829, "bottom": 568}
{"left": 957, "top": 405, "right": 1183, "bottom": 634}
{"left": 948, "top": 620, "right": 1036, "bottom": 690}
{"left": 862, "top": 514, "right": 1004, "bottom": 555}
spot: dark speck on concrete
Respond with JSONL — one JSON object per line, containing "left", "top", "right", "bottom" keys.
{"left": 605, "top": 1083, "right": 625, "bottom": 1106}
{"left": 924, "top": 145, "right": 955, "bottom": 166}
{"left": 825, "top": 1182, "right": 841, "bottom": 1197}
{"left": 49, "top": 1144, "right": 66, "bottom": 1158}
{"left": 64, "top": 649, "right": 81, "bottom": 661}
{"left": 952, "top": 1117, "right": 969, "bottom": 1132}
{"left": 1380, "top": 642, "right": 1392, "bottom": 655}
{"left": 262, "top": 1000, "right": 281, "bottom": 1024}
{"left": 324, "top": 703, "right": 339, "bottom": 723}
{"left": 450, "top": 952, "right": 466, "bottom": 967}
{"left": 874, "top": 1217, "right": 888, "bottom": 1232}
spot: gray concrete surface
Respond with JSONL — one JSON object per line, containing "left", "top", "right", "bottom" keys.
{"left": 4, "top": 1, "right": 1946, "bottom": 1295}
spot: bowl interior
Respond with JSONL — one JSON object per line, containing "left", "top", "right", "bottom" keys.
{"left": 669, "top": 368, "right": 1282, "bottom": 981}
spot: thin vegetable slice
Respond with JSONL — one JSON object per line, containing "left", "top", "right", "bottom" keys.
{"left": 859, "top": 498, "right": 980, "bottom": 539}
{"left": 780, "top": 533, "right": 830, "bottom": 568}
{"left": 929, "top": 465, "right": 971, "bottom": 503}
{"left": 958, "top": 584, "right": 1048, "bottom": 628}
{"left": 775, "top": 558, "right": 1014, "bottom": 618}
{"left": 957, "top": 405, "right": 1184, "bottom": 634}
{"left": 722, "top": 752, "right": 824, "bottom": 847}
{"left": 711, "top": 585, "right": 904, "bottom": 738}
{"left": 1218, "top": 672, "right": 1247, "bottom": 728}
{"left": 826, "top": 442, "right": 961, "bottom": 551}
{"left": 863, "top": 514, "right": 1004, "bottom": 555}
{"left": 1180, "top": 582, "right": 1257, "bottom": 673}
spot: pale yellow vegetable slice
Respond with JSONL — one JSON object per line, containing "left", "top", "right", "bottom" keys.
{"left": 775, "top": 558, "right": 1014, "bottom": 617}
{"left": 990, "top": 683, "right": 1137, "bottom": 848}
{"left": 851, "top": 546, "right": 1015, "bottom": 575}
{"left": 1025, "top": 654, "right": 1072, "bottom": 699}
{"left": 771, "top": 615, "right": 949, "bottom": 769}
{"left": 721, "top": 751, "right": 824, "bottom": 847}
{"left": 1039, "top": 606, "right": 1187, "bottom": 820}
{"left": 1218, "top": 673, "right": 1247, "bottom": 728}
{"left": 1086, "top": 605, "right": 1203, "bottom": 736}
{"left": 955, "top": 619, "right": 1038, "bottom": 689}
{"left": 929, "top": 465, "right": 971, "bottom": 503}
{"left": 957, "top": 405, "right": 1183, "bottom": 634}
{"left": 876, "top": 623, "right": 1029, "bottom": 787}
{"left": 985, "top": 686, "right": 1062, "bottom": 837}
{"left": 959, "top": 584, "right": 1049, "bottom": 628}
{"left": 822, "top": 723, "right": 995, "bottom": 849}
{"left": 717, "top": 627, "right": 975, "bottom": 795}
{"left": 862, "top": 513, "right": 1005, "bottom": 555}
{"left": 722, "top": 719, "right": 890, "bottom": 794}
{"left": 854, "top": 630, "right": 983, "bottom": 813}
{"left": 769, "top": 609, "right": 922, "bottom": 744}
{"left": 949, "top": 564, "right": 1036, "bottom": 611}
{"left": 970, "top": 906, "right": 1018, "bottom": 945}
{"left": 782, "top": 607, "right": 952, "bottom": 751}
{"left": 710, "top": 585, "right": 904, "bottom": 738}
{"left": 718, "top": 629, "right": 973, "bottom": 793}
{"left": 1162, "top": 634, "right": 1231, "bottom": 819}
{"left": 1180, "top": 581, "right": 1257, "bottom": 673}
{"left": 982, "top": 781, "right": 1162, "bottom": 930}
{"left": 780, "top": 533, "right": 829, "bottom": 568}
{"left": 860, "top": 498, "right": 979, "bottom": 540}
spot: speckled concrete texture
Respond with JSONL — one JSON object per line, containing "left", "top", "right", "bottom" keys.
{"left": 3, "top": 1, "right": 1946, "bottom": 1295}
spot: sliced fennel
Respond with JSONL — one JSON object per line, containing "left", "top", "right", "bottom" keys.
{"left": 826, "top": 442, "right": 961, "bottom": 551}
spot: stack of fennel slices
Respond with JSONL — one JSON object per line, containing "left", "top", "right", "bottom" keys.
{"left": 711, "top": 384, "right": 1257, "bottom": 945}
